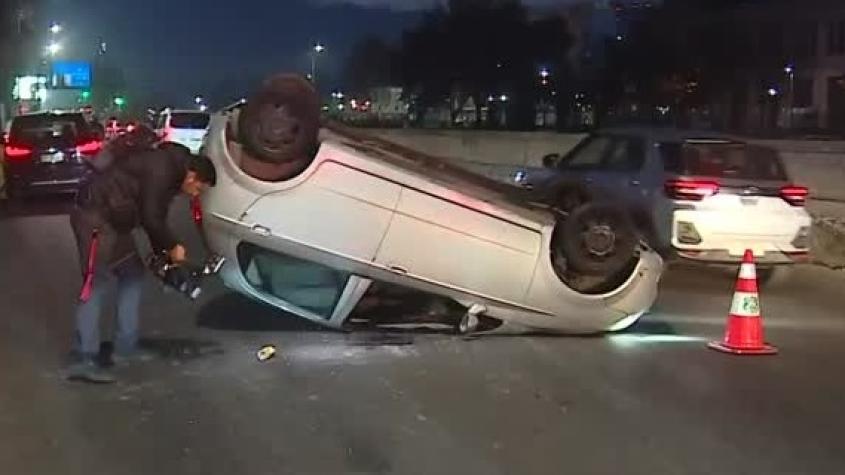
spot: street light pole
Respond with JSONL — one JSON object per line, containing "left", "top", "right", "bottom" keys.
{"left": 785, "top": 65, "right": 795, "bottom": 130}
{"left": 311, "top": 43, "right": 325, "bottom": 84}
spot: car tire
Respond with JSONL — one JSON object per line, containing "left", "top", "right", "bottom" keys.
{"left": 557, "top": 202, "right": 638, "bottom": 277}
{"left": 238, "top": 74, "right": 320, "bottom": 168}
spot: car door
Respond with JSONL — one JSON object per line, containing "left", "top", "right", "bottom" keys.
{"left": 588, "top": 135, "right": 649, "bottom": 208}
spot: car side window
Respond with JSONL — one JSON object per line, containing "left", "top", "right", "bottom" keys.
{"left": 602, "top": 137, "right": 646, "bottom": 172}
{"left": 558, "top": 135, "right": 613, "bottom": 170}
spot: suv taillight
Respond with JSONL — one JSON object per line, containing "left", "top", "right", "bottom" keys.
{"left": 665, "top": 180, "right": 720, "bottom": 201}
{"left": 3, "top": 144, "right": 33, "bottom": 160}
{"left": 780, "top": 185, "right": 808, "bottom": 207}
{"left": 76, "top": 139, "right": 103, "bottom": 156}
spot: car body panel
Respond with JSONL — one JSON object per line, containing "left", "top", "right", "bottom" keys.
{"left": 201, "top": 112, "right": 663, "bottom": 333}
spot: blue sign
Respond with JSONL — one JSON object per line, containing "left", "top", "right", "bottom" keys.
{"left": 50, "top": 61, "right": 92, "bottom": 89}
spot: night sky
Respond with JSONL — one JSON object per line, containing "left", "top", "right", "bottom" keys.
{"left": 44, "top": 0, "right": 580, "bottom": 108}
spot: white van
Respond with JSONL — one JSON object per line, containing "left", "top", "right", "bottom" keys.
{"left": 156, "top": 109, "right": 210, "bottom": 154}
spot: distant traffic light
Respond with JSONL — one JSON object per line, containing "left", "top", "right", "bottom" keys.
{"left": 80, "top": 90, "right": 91, "bottom": 100}
{"left": 113, "top": 96, "right": 126, "bottom": 107}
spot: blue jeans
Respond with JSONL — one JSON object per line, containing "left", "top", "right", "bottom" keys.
{"left": 74, "top": 259, "right": 145, "bottom": 357}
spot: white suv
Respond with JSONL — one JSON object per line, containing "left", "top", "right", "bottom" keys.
{"left": 518, "top": 129, "right": 812, "bottom": 282}
{"left": 156, "top": 109, "right": 210, "bottom": 154}
{"left": 198, "top": 75, "right": 663, "bottom": 334}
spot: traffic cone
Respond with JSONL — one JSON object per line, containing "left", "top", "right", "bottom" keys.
{"left": 708, "top": 250, "right": 778, "bottom": 355}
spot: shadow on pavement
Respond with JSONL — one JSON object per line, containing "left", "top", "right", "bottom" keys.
{"left": 98, "top": 338, "right": 225, "bottom": 363}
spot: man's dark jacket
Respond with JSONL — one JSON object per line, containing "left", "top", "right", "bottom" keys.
{"left": 77, "top": 146, "right": 189, "bottom": 254}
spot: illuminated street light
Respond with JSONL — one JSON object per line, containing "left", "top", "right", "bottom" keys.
{"left": 46, "top": 42, "right": 62, "bottom": 56}
{"left": 767, "top": 87, "right": 778, "bottom": 97}
{"left": 784, "top": 64, "right": 794, "bottom": 75}
{"left": 500, "top": 94, "right": 509, "bottom": 102}
{"left": 194, "top": 95, "right": 204, "bottom": 105}
{"left": 49, "top": 23, "right": 62, "bottom": 35}
{"left": 311, "top": 42, "right": 326, "bottom": 83}
{"left": 539, "top": 68, "right": 550, "bottom": 79}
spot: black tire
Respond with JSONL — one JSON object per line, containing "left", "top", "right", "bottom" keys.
{"left": 557, "top": 202, "right": 638, "bottom": 277}
{"left": 238, "top": 74, "right": 320, "bottom": 166}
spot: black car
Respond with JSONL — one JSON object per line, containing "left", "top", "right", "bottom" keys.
{"left": 2, "top": 112, "right": 103, "bottom": 199}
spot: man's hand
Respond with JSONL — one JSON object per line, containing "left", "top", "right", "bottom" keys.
{"left": 169, "top": 244, "right": 187, "bottom": 264}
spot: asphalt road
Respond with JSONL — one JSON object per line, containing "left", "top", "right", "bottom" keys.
{"left": 2, "top": 196, "right": 845, "bottom": 475}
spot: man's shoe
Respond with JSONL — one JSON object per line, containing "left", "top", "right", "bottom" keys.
{"left": 65, "top": 360, "right": 116, "bottom": 384}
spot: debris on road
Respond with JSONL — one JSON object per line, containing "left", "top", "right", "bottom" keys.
{"left": 257, "top": 345, "right": 277, "bottom": 361}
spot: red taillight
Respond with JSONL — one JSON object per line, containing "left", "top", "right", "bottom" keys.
{"left": 780, "top": 185, "right": 808, "bottom": 207}
{"left": 76, "top": 140, "right": 103, "bottom": 156}
{"left": 4, "top": 145, "right": 33, "bottom": 160}
{"left": 665, "top": 179, "right": 720, "bottom": 201}
{"left": 190, "top": 196, "right": 203, "bottom": 226}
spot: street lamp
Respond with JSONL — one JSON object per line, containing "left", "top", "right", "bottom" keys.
{"left": 49, "top": 23, "right": 62, "bottom": 35}
{"left": 784, "top": 64, "right": 795, "bottom": 129}
{"left": 194, "top": 95, "right": 204, "bottom": 105}
{"left": 311, "top": 43, "right": 326, "bottom": 84}
{"left": 46, "top": 42, "right": 62, "bottom": 56}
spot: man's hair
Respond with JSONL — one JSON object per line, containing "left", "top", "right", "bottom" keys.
{"left": 188, "top": 154, "right": 217, "bottom": 187}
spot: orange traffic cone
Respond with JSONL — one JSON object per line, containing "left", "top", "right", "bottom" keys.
{"left": 708, "top": 250, "right": 778, "bottom": 355}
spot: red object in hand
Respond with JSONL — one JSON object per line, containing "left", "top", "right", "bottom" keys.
{"left": 79, "top": 230, "right": 100, "bottom": 303}
{"left": 190, "top": 197, "right": 203, "bottom": 226}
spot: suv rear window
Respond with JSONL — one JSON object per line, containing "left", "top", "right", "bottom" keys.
{"left": 660, "top": 141, "right": 788, "bottom": 181}
{"left": 9, "top": 113, "right": 94, "bottom": 147}
{"left": 170, "top": 113, "right": 210, "bottom": 130}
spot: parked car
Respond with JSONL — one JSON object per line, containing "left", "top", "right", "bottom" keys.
{"left": 2, "top": 111, "right": 103, "bottom": 199}
{"left": 156, "top": 109, "right": 210, "bottom": 154}
{"left": 515, "top": 128, "right": 812, "bottom": 283}
{"left": 198, "top": 75, "right": 663, "bottom": 334}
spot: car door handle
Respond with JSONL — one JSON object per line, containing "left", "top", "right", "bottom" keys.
{"left": 251, "top": 224, "right": 271, "bottom": 237}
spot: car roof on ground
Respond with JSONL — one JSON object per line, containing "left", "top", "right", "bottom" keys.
{"left": 595, "top": 127, "right": 747, "bottom": 144}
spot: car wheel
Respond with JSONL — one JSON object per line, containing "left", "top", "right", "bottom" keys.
{"left": 557, "top": 202, "right": 638, "bottom": 277}
{"left": 238, "top": 74, "right": 320, "bottom": 168}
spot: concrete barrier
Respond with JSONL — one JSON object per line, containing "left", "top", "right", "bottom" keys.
{"left": 368, "top": 128, "right": 845, "bottom": 269}
{"left": 369, "top": 129, "right": 845, "bottom": 202}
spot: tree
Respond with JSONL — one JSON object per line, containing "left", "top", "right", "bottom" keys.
{"left": 398, "top": 0, "right": 575, "bottom": 130}
{"left": 343, "top": 36, "right": 398, "bottom": 96}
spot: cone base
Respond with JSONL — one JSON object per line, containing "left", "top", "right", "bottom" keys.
{"left": 708, "top": 341, "right": 778, "bottom": 355}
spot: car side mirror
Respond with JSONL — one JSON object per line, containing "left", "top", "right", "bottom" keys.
{"left": 542, "top": 153, "right": 560, "bottom": 168}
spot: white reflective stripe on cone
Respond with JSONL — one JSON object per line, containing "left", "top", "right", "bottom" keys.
{"left": 738, "top": 263, "right": 757, "bottom": 280}
{"left": 729, "top": 291, "right": 761, "bottom": 317}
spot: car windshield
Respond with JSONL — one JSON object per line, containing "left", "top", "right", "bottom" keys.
{"left": 9, "top": 114, "right": 94, "bottom": 147}
{"left": 169, "top": 112, "right": 210, "bottom": 129}
{"left": 661, "top": 142, "right": 788, "bottom": 181}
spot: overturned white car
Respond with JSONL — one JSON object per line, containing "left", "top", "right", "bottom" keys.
{"left": 199, "top": 75, "right": 663, "bottom": 334}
